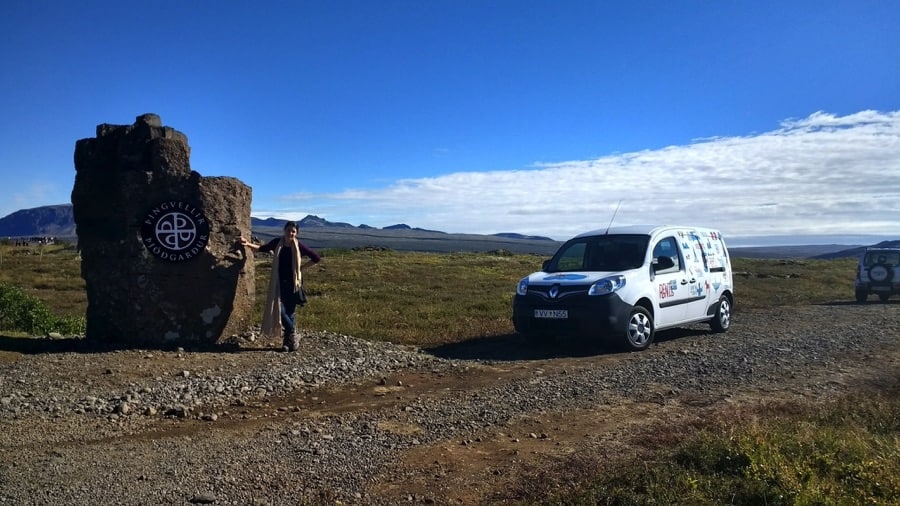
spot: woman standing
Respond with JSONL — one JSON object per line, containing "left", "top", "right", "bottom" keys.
{"left": 240, "top": 221, "right": 320, "bottom": 351}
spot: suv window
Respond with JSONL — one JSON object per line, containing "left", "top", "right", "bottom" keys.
{"left": 864, "top": 251, "right": 900, "bottom": 266}
{"left": 652, "top": 237, "right": 681, "bottom": 274}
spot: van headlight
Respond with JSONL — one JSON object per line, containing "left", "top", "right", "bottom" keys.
{"left": 589, "top": 275, "right": 626, "bottom": 296}
{"left": 516, "top": 277, "right": 529, "bottom": 296}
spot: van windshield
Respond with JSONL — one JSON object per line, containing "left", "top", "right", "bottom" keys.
{"left": 546, "top": 235, "right": 650, "bottom": 272}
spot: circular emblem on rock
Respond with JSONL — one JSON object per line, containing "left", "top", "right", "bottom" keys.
{"left": 141, "top": 201, "right": 210, "bottom": 262}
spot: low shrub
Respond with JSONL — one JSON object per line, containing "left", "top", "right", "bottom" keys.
{"left": 0, "top": 282, "right": 86, "bottom": 336}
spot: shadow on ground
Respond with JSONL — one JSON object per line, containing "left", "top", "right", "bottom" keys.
{"left": 0, "top": 335, "right": 242, "bottom": 355}
{"left": 819, "top": 299, "right": 899, "bottom": 306}
{"left": 424, "top": 334, "right": 608, "bottom": 361}
{"left": 424, "top": 326, "right": 714, "bottom": 362}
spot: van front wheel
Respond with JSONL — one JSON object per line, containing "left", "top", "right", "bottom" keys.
{"left": 623, "top": 307, "right": 654, "bottom": 351}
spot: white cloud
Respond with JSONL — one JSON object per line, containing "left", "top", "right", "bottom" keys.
{"left": 273, "top": 110, "right": 900, "bottom": 242}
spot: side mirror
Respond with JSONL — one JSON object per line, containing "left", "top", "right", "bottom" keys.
{"left": 542, "top": 259, "right": 551, "bottom": 271}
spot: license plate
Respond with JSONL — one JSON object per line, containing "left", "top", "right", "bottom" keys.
{"left": 535, "top": 309, "right": 568, "bottom": 319}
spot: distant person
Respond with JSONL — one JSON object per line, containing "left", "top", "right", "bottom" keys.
{"left": 240, "top": 221, "right": 321, "bottom": 351}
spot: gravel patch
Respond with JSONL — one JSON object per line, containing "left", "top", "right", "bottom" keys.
{"left": 0, "top": 303, "right": 897, "bottom": 504}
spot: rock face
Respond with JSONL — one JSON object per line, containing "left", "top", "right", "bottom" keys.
{"left": 72, "top": 114, "right": 255, "bottom": 346}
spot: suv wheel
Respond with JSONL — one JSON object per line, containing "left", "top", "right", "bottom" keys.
{"left": 623, "top": 306, "right": 654, "bottom": 351}
{"left": 709, "top": 295, "right": 731, "bottom": 332}
{"left": 856, "top": 288, "right": 868, "bottom": 303}
{"left": 879, "top": 293, "right": 891, "bottom": 302}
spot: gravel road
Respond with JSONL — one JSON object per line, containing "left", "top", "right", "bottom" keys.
{"left": 1, "top": 303, "right": 898, "bottom": 505}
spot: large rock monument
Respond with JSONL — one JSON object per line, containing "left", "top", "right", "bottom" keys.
{"left": 72, "top": 114, "right": 255, "bottom": 346}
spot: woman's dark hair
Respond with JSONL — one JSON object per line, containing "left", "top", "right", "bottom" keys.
{"left": 283, "top": 221, "right": 298, "bottom": 231}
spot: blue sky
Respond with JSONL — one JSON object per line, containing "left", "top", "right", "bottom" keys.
{"left": 2, "top": 1, "right": 898, "bottom": 245}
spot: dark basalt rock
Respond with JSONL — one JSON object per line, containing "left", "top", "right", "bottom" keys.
{"left": 72, "top": 114, "right": 255, "bottom": 346}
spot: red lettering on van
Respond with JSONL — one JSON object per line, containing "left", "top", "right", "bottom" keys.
{"left": 659, "top": 283, "right": 674, "bottom": 299}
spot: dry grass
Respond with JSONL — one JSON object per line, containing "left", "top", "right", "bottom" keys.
{"left": 0, "top": 244, "right": 860, "bottom": 344}
{"left": 1, "top": 243, "right": 894, "bottom": 504}
{"left": 248, "top": 251, "right": 860, "bottom": 346}
{"left": 0, "top": 243, "right": 86, "bottom": 318}
{"left": 732, "top": 258, "right": 857, "bottom": 309}
{"left": 495, "top": 380, "right": 899, "bottom": 505}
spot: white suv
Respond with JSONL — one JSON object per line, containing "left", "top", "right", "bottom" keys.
{"left": 855, "top": 247, "right": 900, "bottom": 302}
{"left": 513, "top": 225, "right": 734, "bottom": 351}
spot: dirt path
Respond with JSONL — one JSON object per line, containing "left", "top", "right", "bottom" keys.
{"left": 1, "top": 304, "right": 898, "bottom": 505}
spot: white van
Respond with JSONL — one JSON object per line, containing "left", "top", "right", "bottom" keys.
{"left": 513, "top": 225, "right": 734, "bottom": 351}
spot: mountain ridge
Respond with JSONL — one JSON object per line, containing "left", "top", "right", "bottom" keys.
{"left": 0, "top": 204, "right": 556, "bottom": 241}
{"left": 0, "top": 204, "right": 559, "bottom": 254}
{"left": 0, "top": 204, "right": 75, "bottom": 238}
{"left": 2, "top": 204, "right": 895, "bottom": 258}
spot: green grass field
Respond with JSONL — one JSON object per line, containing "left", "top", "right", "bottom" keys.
{"left": 0, "top": 243, "right": 860, "bottom": 345}
{"left": 1, "top": 243, "right": 895, "bottom": 505}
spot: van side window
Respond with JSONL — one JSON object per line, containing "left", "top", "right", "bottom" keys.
{"left": 652, "top": 237, "right": 681, "bottom": 274}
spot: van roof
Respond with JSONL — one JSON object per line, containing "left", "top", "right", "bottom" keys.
{"left": 573, "top": 224, "right": 721, "bottom": 239}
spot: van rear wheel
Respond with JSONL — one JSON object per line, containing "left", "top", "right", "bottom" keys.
{"left": 709, "top": 295, "right": 731, "bottom": 332}
{"left": 623, "top": 307, "right": 654, "bottom": 351}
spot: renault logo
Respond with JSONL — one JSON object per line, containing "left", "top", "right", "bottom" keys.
{"left": 549, "top": 285, "right": 560, "bottom": 299}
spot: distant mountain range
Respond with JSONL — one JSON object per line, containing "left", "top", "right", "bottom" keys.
{"left": 249, "top": 213, "right": 559, "bottom": 254}
{"left": 733, "top": 241, "right": 900, "bottom": 260}
{"left": 0, "top": 204, "right": 558, "bottom": 254}
{"left": 812, "top": 241, "right": 900, "bottom": 260}
{"left": 2, "top": 204, "right": 897, "bottom": 258}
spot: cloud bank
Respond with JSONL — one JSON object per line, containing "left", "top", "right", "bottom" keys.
{"left": 262, "top": 110, "right": 900, "bottom": 243}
